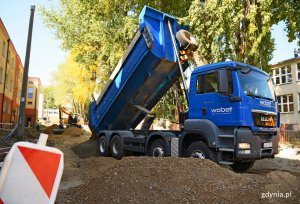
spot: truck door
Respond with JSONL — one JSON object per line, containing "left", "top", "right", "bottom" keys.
{"left": 189, "top": 69, "right": 238, "bottom": 126}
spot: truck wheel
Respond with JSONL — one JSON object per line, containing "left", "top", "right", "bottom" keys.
{"left": 98, "top": 136, "right": 110, "bottom": 156}
{"left": 110, "top": 135, "right": 124, "bottom": 160}
{"left": 149, "top": 139, "right": 167, "bottom": 157}
{"left": 230, "top": 161, "right": 255, "bottom": 172}
{"left": 185, "top": 141, "right": 217, "bottom": 161}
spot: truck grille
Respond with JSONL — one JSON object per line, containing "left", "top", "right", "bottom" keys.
{"left": 252, "top": 110, "right": 276, "bottom": 128}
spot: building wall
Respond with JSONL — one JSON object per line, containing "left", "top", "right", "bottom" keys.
{"left": 271, "top": 57, "right": 300, "bottom": 127}
{"left": 25, "top": 77, "right": 41, "bottom": 125}
{"left": 38, "top": 93, "right": 44, "bottom": 119}
{"left": 12, "top": 56, "right": 23, "bottom": 123}
{"left": 0, "top": 18, "right": 22, "bottom": 123}
{"left": 24, "top": 108, "right": 38, "bottom": 127}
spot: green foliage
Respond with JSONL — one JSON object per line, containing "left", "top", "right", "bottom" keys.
{"left": 40, "top": 0, "right": 193, "bottom": 121}
{"left": 50, "top": 53, "right": 95, "bottom": 117}
{"left": 40, "top": 0, "right": 300, "bottom": 122}
{"left": 184, "top": 0, "right": 300, "bottom": 71}
{"left": 153, "top": 81, "right": 187, "bottom": 122}
{"left": 41, "top": 86, "right": 57, "bottom": 109}
{"left": 40, "top": 0, "right": 193, "bottom": 89}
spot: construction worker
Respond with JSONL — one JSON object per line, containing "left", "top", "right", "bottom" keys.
{"left": 36, "top": 120, "right": 40, "bottom": 131}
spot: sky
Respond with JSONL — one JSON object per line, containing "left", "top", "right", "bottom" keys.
{"left": 0, "top": 1, "right": 298, "bottom": 86}
{"left": 0, "top": 0, "right": 67, "bottom": 86}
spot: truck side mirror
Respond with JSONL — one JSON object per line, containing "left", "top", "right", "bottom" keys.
{"left": 218, "top": 69, "right": 229, "bottom": 94}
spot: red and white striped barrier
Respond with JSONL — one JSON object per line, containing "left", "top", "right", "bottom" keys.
{"left": 0, "top": 134, "right": 64, "bottom": 204}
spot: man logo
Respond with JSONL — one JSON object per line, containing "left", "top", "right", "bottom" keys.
{"left": 260, "top": 100, "right": 271, "bottom": 107}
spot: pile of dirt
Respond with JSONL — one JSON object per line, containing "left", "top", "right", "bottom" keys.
{"left": 42, "top": 124, "right": 59, "bottom": 134}
{"left": 71, "top": 139, "right": 98, "bottom": 158}
{"left": 24, "top": 127, "right": 41, "bottom": 139}
{"left": 0, "top": 127, "right": 41, "bottom": 148}
{"left": 63, "top": 127, "right": 84, "bottom": 137}
{"left": 57, "top": 157, "right": 299, "bottom": 204}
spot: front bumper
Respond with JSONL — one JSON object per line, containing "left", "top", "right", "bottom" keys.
{"left": 235, "top": 128, "right": 279, "bottom": 159}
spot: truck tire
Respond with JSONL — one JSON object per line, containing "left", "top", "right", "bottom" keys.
{"left": 98, "top": 136, "right": 110, "bottom": 157}
{"left": 110, "top": 135, "right": 124, "bottom": 160}
{"left": 148, "top": 138, "right": 167, "bottom": 157}
{"left": 185, "top": 141, "right": 217, "bottom": 162}
{"left": 176, "top": 29, "right": 198, "bottom": 51}
{"left": 230, "top": 161, "right": 255, "bottom": 172}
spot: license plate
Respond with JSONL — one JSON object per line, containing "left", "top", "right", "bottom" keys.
{"left": 263, "top": 142, "right": 272, "bottom": 148}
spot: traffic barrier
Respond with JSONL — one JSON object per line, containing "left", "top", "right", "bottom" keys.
{"left": 0, "top": 133, "right": 64, "bottom": 204}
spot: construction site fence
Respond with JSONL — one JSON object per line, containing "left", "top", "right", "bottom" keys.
{"left": 0, "top": 123, "right": 14, "bottom": 131}
{"left": 280, "top": 130, "right": 300, "bottom": 145}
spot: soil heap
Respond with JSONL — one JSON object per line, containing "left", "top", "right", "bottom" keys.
{"left": 42, "top": 124, "right": 59, "bottom": 134}
{"left": 57, "top": 157, "right": 300, "bottom": 204}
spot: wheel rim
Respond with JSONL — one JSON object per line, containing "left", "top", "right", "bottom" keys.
{"left": 191, "top": 150, "right": 205, "bottom": 159}
{"left": 112, "top": 141, "right": 119, "bottom": 155}
{"left": 152, "top": 146, "right": 164, "bottom": 157}
{"left": 99, "top": 139, "right": 106, "bottom": 153}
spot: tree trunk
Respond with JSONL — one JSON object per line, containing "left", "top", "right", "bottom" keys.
{"left": 193, "top": 51, "right": 207, "bottom": 66}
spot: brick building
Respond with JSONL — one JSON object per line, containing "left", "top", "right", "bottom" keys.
{"left": 271, "top": 57, "right": 300, "bottom": 129}
{"left": 0, "top": 18, "right": 23, "bottom": 123}
{"left": 1, "top": 18, "right": 42, "bottom": 126}
{"left": 25, "top": 77, "right": 41, "bottom": 126}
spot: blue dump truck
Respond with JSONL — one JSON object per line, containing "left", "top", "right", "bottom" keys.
{"left": 89, "top": 6, "right": 279, "bottom": 171}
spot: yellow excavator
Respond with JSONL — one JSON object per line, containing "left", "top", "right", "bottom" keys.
{"left": 58, "top": 106, "right": 83, "bottom": 128}
{"left": 53, "top": 105, "right": 83, "bottom": 134}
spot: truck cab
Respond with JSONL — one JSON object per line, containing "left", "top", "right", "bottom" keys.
{"left": 183, "top": 61, "right": 279, "bottom": 170}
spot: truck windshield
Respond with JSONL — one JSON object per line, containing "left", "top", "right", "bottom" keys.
{"left": 238, "top": 69, "right": 275, "bottom": 101}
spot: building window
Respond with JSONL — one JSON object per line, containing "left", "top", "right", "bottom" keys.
{"left": 277, "top": 94, "right": 294, "bottom": 113}
{"left": 7, "top": 50, "right": 10, "bottom": 65}
{"left": 1, "top": 40, "right": 5, "bottom": 57}
{"left": 7, "top": 102, "right": 10, "bottom": 114}
{"left": 197, "top": 71, "right": 218, "bottom": 94}
{"left": 29, "top": 81, "right": 34, "bottom": 84}
{"left": 28, "top": 101, "right": 33, "bottom": 105}
{"left": 9, "top": 79, "right": 12, "bottom": 92}
{"left": 298, "top": 93, "right": 300, "bottom": 112}
{"left": 3, "top": 100, "right": 6, "bottom": 113}
{"left": 272, "top": 65, "right": 292, "bottom": 85}
{"left": 28, "top": 87, "right": 34, "bottom": 98}
{"left": 11, "top": 57, "right": 14, "bottom": 69}
{"left": 297, "top": 63, "right": 300, "bottom": 81}
{"left": 5, "top": 75, "right": 8, "bottom": 88}
{"left": 0, "top": 67, "right": 2, "bottom": 83}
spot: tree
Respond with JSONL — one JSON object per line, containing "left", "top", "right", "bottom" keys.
{"left": 50, "top": 53, "right": 96, "bottom": 118}
{"left": 184, "top": 0, "right": 300, "bottom": 70}
{"left": 40, "top": 0, "right": 194, "bottom": 85}
{"left": 42, "top": 86, "right": 57, "bottom": 110}
{"left": 41, "top": 0, "right": 300, "bottom": 124}
{"left": 153, "top": 81, "right": 187, "bottom": 123}
{"left": 40, "top": 0, "right": 194, "bottom": 121}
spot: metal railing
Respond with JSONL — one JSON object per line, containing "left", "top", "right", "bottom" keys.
{"left": 0, "top": 123, "right": 14, "bottom": 131}
{"left": 0, "top": 122, "right": 18, "bottom": 140}
{"left": 280, "top": 130, "right": 300, "bottom": 145}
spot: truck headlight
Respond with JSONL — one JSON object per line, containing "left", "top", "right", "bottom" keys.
{"left": 238, "top": 143, "right": 250, "bottom": 149}
{"left": 238, "top": 150, "right": 251, "bottom": 154}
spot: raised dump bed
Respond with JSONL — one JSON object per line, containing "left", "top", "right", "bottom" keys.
{"left": 89, "top": 6, "right": 188, "bottom": 133}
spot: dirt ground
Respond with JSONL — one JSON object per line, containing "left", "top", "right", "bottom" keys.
{"left": 1, "top": 126, "right": 300, "bottom": 203}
